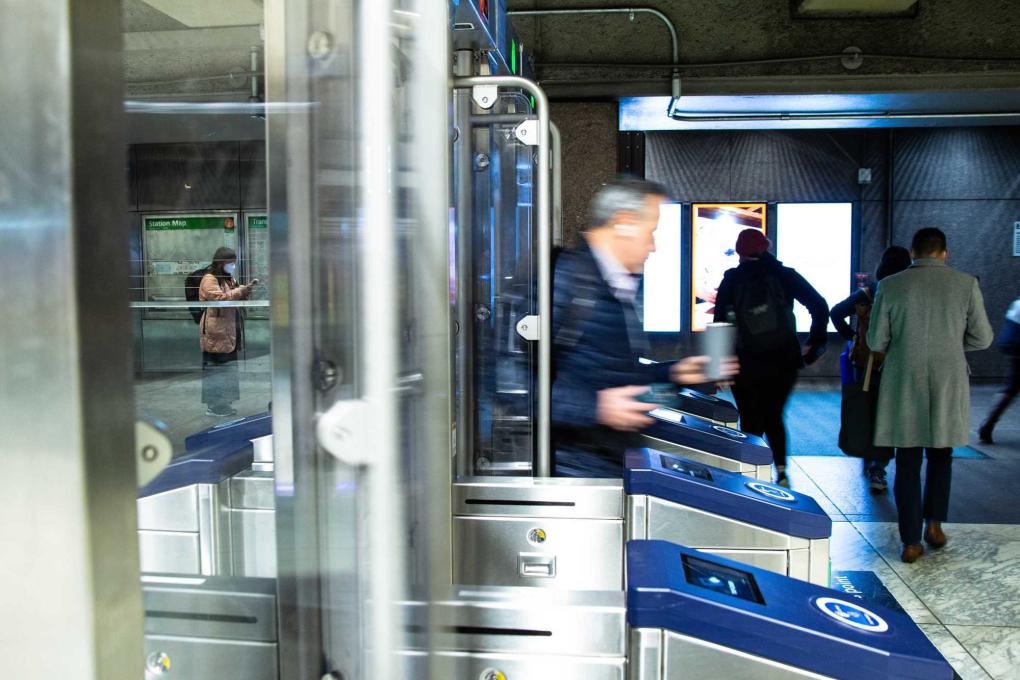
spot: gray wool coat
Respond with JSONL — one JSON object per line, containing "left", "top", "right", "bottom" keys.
{"left": 867, "top": 259, "right": 994, "bottom": 448}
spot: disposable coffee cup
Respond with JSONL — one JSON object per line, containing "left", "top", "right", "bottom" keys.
{"left": 702, "top": 322, "right": 735, "bottom": 381}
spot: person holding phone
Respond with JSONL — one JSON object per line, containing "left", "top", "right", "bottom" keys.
{"left": 199, "top": 246, "right": 258, "bottom": 417}
{"left": 552, "top": 179, "right": 738, "bottom": 477}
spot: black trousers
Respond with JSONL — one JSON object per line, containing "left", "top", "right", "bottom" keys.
{"left": 202, "top": 350, "right": 239, "bottom": 408}
{"left": 893, "top": 447, "right": 952, "bottom": 545}
{"left": 731, "top": 372, "right": 798, "bottom": 468}
{"left": 982, "top": 356, "right": 1020, "bottom": 431}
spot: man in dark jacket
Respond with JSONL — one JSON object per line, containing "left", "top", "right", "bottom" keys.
{"left": 713, "top": 228, "right": 829, "bottom": 487}
{"left": 553, "top": 179, "right": 734, "bottom": 477}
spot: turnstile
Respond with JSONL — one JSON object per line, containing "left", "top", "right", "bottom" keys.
{"left": 185, "top": 411, "right": 272, "bottom": 456}
{"left": 137, "top": 443, "right": 252, "bottom": 575}
{"left": 403, "top": 587, "right": 627, "bottom": 679}
{"left": 626, "top": 449, "right": 829, "bottom": 584}
{"left": 142, "top": 575, "right": 277, "bottom": 680}
{"left": 642, "top": 384, "right": 740, "bottom": 428}
{"left": 627, "top": 540, "right": 954, "bottom": 680}
{"left": 139, "top": 422, "right": 277, "bottom": 577}
{"left": 640, "top": 409, "right": 773, "bottom": 480}
{"left": 453, "top": 448, "right": 831, "bottom": 589}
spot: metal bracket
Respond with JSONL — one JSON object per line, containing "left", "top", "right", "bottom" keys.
{"left": 472, "top": 84, "right": 498, "bottom": 109}
{"left": 516, "top": 315, "right": 540, "bottom": 341}
{"left": 136, "top": 420, "right": 173, "bottom": 488}
{"left": 317, "top": 398, "right": 374, "bottom": 466}
{"left": 514, "top": 119, "right": 540, "bottom": 146}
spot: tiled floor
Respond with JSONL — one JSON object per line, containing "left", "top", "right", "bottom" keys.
{"left": 786, "top": 383, "right": 1020, "bottom": 680}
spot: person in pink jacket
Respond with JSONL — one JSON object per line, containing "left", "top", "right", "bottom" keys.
{"left": 199, "top": 247, "right": 257, "bottom": 417}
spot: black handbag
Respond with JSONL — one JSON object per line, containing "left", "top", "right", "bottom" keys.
{"left": 838, "top": 356, "right": 894, "bottom": 460}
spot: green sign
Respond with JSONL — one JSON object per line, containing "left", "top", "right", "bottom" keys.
{"left": 247, "top": 215, "right": 268, "bottom": 229}
{"left": 144, "top": 215, "right": 236, "bottom": 231}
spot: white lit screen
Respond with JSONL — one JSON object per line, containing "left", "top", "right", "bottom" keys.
{"left": 643, "top": 203, "right": 683, "bottom": 332}
{"left": 776, "top": 203, "right": 852, "bottom": 333}
{"left": 691, "top": 203, "right": 766, "bottom": 332}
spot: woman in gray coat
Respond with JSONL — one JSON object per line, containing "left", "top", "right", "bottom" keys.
{"left": 867, "top": 228, "right": 993, "bottom": 563}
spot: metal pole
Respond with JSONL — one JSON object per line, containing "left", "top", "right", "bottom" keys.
{"left": 360, "top": 0, "right": 406, "bottom": 675}
{"left": 453, "top": 75, "right": 552, "bottom": 477}
{"left": 550, "top": 121, "right": 564, "bottom": 247}
{"left": 1, "top": 0, "right": 143, "bottom": 677}
{"left": 453, "top": 51, "right": 475, "bottom": 478}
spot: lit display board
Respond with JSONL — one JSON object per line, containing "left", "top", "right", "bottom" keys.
{"left": 691, "top": 203, "right": 766, "bottom": 332}
{"left": 643, "top": 203, "right": 683, "bottom": 332}
{"left": 776, "top": 203, "right": 852, "bottom": 333}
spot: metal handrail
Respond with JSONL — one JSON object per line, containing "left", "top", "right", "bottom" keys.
{"left": 453, "top": 75, "right": 553, "bottom": 478}
{"left": 130, "top": 300, "right": 270, "bottom": 309}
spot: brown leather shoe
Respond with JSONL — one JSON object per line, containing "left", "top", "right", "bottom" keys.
{"left": 901, "top": 543, "right": 924, "bottom": 563}
{"left": 924, "top": 521, "right": 948, "bottom": 549}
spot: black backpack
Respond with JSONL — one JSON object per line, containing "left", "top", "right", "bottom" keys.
{"left": 731, "top": 269, "right": 796, "bottom": 354}
{"left": 184, "top": 266, "right": 210, "bottom": 324}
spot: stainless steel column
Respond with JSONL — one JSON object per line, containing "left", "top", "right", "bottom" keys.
{"left": 452, "top": 76, "right": 552, "bottom": 477}
{"left": 452, "top": 50, "right": 475, "bottom": 477}
{"left": 0, "top": 0, "right": 142, "bottom": 677}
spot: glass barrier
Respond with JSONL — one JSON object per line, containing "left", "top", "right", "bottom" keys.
{"left": 132, "top": 302, "right": 271, "bottom": 451}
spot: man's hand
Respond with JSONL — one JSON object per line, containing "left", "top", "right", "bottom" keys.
{"left": 670, "top": 355, "right": 739, "bottom": 385}
{"left": 596, "top": 385, "right": 656, "bottom": 432}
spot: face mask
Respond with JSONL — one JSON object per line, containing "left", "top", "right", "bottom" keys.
{"left": 224, "top": 263, "right": 236, "bottom": 275}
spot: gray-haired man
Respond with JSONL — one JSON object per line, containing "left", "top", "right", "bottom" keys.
{"left": 551, "top": 178, "right": 736, "bottom": 477}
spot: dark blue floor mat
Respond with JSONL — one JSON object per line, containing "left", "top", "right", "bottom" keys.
{"left": 784, "top": 391, "right": 987, "bottom": 459}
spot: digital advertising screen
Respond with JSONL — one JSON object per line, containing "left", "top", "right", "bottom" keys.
{"left": 691, "top": 203, "right": 766, "bottom": 332}
{"left": 642, "top": 202, "right": 683, "bottom": 332}
{"left": 776, "top": 203, "right": 853, "bottom": 333}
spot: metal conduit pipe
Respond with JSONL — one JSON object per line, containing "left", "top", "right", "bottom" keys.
{"left": 453, "top": 75, "right": 553, "bottom": 478}
{"left": 667, "top": 110, "right": 1020, "bottom": 123}
{"left": 507, "top": 7, "right": 681, "bottom": 99}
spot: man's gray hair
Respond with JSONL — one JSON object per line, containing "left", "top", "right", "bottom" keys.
{"left": 590, "top": 178, "right": 669, "bottom": 227}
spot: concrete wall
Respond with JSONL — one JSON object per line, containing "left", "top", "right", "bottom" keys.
{"left": 642, "top": 127, "right": 1020, "bottom": 378}
{"left": 550, "top": 101, "right": 619, "bottom": 246}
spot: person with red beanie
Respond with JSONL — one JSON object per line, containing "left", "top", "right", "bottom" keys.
{"left": 713, "top": 228, "right": 829, "bottom": 486}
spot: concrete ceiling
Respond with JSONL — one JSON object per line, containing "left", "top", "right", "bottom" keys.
{"left": 506, "top": 0, "right": 1020, "bottom": 98}
{"left": 123, "top": 1, "right": 264, "bottom": 143}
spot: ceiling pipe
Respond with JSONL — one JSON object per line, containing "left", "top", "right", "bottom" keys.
{"left": 666, "top": 109, "right": 1020, "bottom": 123}
{"left": 507, "top": 7, "right": 681, "bottom": 99}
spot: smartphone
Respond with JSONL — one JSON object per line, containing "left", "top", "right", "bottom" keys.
{"left": 702, "top": 322, "right": 735, "bottom": 381}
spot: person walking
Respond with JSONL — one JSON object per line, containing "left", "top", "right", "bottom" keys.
{"left": 978, "top": 295, "right": 1020, "bottom": 443}
{"left": 867, "top": 228, "right": 993, "bottom": 563}
{"left": 551, "top": 178, "right": 737, "bottom": 477}
{"left": 199, "top": 247, "right": 258, "bottom": 417}
{"left": 831, "top": 246, "right": 913, "bottom": 491}
{"left": 713, "top": 229, "right": 829, "bottom": 487}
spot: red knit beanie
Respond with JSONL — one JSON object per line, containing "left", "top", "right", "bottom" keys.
{"left": 735, "top": 228, "right": 770, "bottom": 257}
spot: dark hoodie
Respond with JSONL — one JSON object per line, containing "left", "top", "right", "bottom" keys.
{"left": 713, "top": 253, "right": 829, "bottom": 377}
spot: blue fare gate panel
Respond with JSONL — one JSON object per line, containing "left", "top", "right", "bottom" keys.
{"left": 624, "top": 449, "right": 831, "bottom": 540}
{"left": 184, "top": 411, "right": 272, "bottom": 453}
{"left": 627, "top": 541, "right": 954, "bottom": 680}
{"left": 643, "top": 410, "right": 772, "bottom": 465}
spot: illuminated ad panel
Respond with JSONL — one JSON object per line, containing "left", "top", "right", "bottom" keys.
{"left": 643, "top": 203, "right": 683, "bottom": 332}
{"left": 776, "top": 203, "right": 852, "bottom": 332}
{"left": 691, "top": 203, "right": 766, "bottom": 332}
